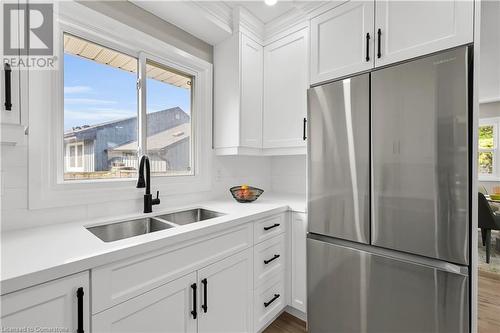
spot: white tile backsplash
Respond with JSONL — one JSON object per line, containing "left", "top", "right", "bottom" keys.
{"left": 270, "top": 155, "right": 306, "bottom": 195}
{"left": 1, "top": 145, "right": 304, "bottom": 231}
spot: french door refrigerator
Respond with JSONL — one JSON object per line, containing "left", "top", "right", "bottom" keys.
{"left": 307, "top": 46, "right": 471, "bottom": 333}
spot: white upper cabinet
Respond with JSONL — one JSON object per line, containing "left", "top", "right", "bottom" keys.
{"left": 375, "top": 0, "right": 473, "bottom": 67}
{"left": 263, "top": 28, "right": 309, "bottom": 150}
{"left": 0, "top": 1, "right": 22, "bottom": 126}
{"left": 1, "top": 272, "right": 90, "bottom": 333}
{"left": 310, "top": 0, "right": 474, "bottom": 84}
{"left": 214, "top": 32, "right": 263, "bottom": 155}
{"left": 240, "top": 34, "right": 264, "bottom": 149}
{"left": 310, "top": 1, "right": 375, "bottom": 85}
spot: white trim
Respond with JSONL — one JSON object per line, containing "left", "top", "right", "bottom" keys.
{"left": 479, "top": 96, "right": 500, "bottom": 104}
{"left": 28, "top": 1, "right": 212, "bottom": 209}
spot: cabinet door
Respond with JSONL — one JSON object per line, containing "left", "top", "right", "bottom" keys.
{"left": 240, "top": 33, "right": 263, "bottom": 148}
{"left": 310, "top": 1, "right": 375, "bottom": 84}
{"left": 375, "top": 0, "right": 473, "bottom": 67}
{"left": 198, "top": 249, "right": 253, "bottom": 333}
{"left": 263, "top": 28, "right": 308, "bottom": 149}
{"left": 291, "top": 213, "right": 307, "bottom": 313}
{"left": 93, "top": 272, "right": 197, "bottom": 333}
{"left": 0, "top": 1, "right": 21, "bottom": 125}
{"left": 1, "top": 272, "right": 89, "bottom": 332}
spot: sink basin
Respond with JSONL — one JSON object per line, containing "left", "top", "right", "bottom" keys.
{"left": 156, "top": 208, "right": 225, "bottom": 225}
{"left": 86, "top": 218, "right": 174, "bottom": 242}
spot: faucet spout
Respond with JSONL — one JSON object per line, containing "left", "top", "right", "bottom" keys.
{"left": 137, "top": 155, "right": 160, "bottom": 213}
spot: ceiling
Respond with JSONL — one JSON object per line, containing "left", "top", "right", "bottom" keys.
{"left": 224, "top": 1, "right": 301, "bottom": 24}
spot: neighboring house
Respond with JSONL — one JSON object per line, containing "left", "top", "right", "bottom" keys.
{"left": 64, "top": 107, "right": 190, "bottom": 174}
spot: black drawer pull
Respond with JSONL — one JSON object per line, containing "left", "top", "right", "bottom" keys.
{"left": 4, "top": 63, "right": 12, "bottom": 111}
{"left": 264, "top": 294, "right": 280, "bottom": 308}
{"left": 365, "top": 33, "right": 370, "bottom": 62}
{"left": 76, "top": 287, "right": 84, "bottom": 333}
{"left": 264, "top": 254, "right": 280, "bottom": 265}
{"left": 201, "top": 278, "right": 208, "bottom": 313}
{"left": 377, "top": 28, "right": 382, "bottom": 59}
{"left": 263, "top": 223, "right": 280, "bottom": 231}
{"left": 191, "top": 283, "right": 197, "bottom": 319}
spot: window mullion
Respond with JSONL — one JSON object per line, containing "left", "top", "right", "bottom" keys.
{"left": 138, "top": 52, "right": 148, "bottom": 157}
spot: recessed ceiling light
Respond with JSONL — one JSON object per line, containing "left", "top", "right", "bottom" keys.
{"left": 264, "top": 0, "right": 277, "bottom": 6}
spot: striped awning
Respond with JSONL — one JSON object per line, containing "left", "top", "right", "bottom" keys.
{"left": 63, "top": 33, "right": 192, "bottom": 89}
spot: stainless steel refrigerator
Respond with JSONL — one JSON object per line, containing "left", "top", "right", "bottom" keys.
{"left": 307, "top": 46, "right": 471, "bottom": 333}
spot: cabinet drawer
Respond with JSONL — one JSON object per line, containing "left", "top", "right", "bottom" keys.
{"left": 254, "top": 272, "right": 286, "bottom": 332}
{"left": 254, "top": 233, "right": 286, "bottom": 289}
{"left": 254, "top": 214, "right": 286, "bottom": 244}
{"left": 92, "top": 224, "right": 253, "bottom": 314}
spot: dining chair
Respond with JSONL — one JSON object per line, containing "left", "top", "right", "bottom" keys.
{"left": 478, "top": 192, "right": 500, "bottom": 263}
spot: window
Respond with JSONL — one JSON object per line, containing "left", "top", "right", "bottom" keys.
{"left": 146, "top": 60, "right": 193, "bottom": 176}
{"left": 65, "top": 142, "right": 84, "bottom": 172}
{"left": 63, "top": 33, "right": 138, "bottom": 180}
{"left": 479, "top": 118, "right": 500, "bottom": 180}
{"left": 63, "top": 33, "right": 194, "bottom": 181}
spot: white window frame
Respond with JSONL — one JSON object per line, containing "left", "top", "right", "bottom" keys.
{"left": 28, "top": 2, "right": 213, "bottom": 209}
{"left": 478, "top": 117, "right": 500, "bottom": 181}
{"left": 65, "top": 142, "right": 84, "bottom": 172}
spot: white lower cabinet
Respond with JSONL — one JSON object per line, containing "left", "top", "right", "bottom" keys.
{"left": 0, "top": 272, "right": 90, "bottom": 332}
{"left": 291, "top": 213, "right": 307, "bottom": 313}
{"left": 198, "top": 248, "right": 253, "bottom": 333}
{"left": 94, "top": 248, "right": 254, "bottom": 333}
{"left": 93, "top": 272, "right": 197, "bottom": 333}
{"left": 254, "top": 272, "right": 286, "bottom": 332}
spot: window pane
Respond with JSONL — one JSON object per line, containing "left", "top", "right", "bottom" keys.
{"left": 69, "top": 146, "right": 76, "bottom": 168}
{"left": 63, "top": 33, "right": 138, "bottom": 180}
{"left": 77, "top": 144, "right": 83, "bottom": 168}
{"left": 479, "top": 125, "right": 494, "bottom": 149}
{"left": 145, "top": 60, "right": 193, "bottom": 177}
{"left": 479, "top": 152, "right": 494, "bottom": 174}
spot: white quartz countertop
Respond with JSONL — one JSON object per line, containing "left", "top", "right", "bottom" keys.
{"left": 0, "top": 193, "right": 305, "bottom": 295}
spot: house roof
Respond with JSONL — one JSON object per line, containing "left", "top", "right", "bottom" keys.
{"left": 111, "top": 123, "right": 190, "bottom": 152}
{"left": 64, "top": 34, "right": 192, "bottom": 89}
{"left": 64, "top": 107, "right": 186, "bottom": 137}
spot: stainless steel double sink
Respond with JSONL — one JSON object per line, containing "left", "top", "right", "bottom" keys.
{"left": 86, "top": 208, "right": 225, "bottom": 242}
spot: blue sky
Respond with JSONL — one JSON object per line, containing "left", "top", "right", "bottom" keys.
{"left": 64, "top": 54, "right": 191, "bottom": 131}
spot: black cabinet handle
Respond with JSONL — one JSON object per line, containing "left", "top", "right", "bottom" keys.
{"left": 4, "top": 63, "right": 12, "bottom": 111}
{"left": 264, "top": 254, "right": 280, "bottom": 265}
{"left": 377, "top": 28, "right": 382, "bottom": 59}
{"left": 191, "top": 283, "right": 197, "bottom": 319}
{"left": 201, "top": 278, "right": 208, "bottom": 313}
{"left": 365, "top": 33, "right": 371, "bottom": 62}
{"left": 263, "top": 223, "right": 280, "bottom": 231}
{"left": 303, "top": 118, "right": 307, "bottom": 141}
{"left": 264, "top": 294, "right": 280, "bottom": 308}
{"left": 76, "top": 287, "right": 84, "bottom": 333}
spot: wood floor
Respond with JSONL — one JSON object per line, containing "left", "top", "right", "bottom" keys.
{"left": 264, "top": 271, "right": 500, "bottom": 333}
{"left": 479, "top": 270, "right": 500, "bottom": 333}
{"left": 263, "top": 312, "right": 307, "bottom": 333}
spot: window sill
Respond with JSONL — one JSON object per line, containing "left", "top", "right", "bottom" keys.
{"left": 478, "top": 176, "right": 500, "bottom": 182}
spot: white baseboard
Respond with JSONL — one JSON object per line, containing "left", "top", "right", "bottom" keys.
{"left": 284, "top": 305, "right": 307, "bottom": 322}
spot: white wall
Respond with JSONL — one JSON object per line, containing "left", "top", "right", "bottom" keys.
{"left": 480, "top": 0, "right": 500, "bottom": 102}
{"left": 79, "top": 1, "right": 213, "bottom": 63}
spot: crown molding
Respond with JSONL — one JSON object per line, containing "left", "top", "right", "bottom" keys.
{"left": 233, "top": 6, "right": 265, "bottom": 44}
{"left": 193, "top": 1, "right": 233, "bottom": 31}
